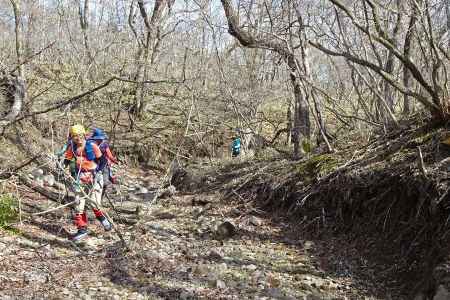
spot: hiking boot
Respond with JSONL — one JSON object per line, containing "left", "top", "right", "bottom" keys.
{"left": 97, "top": 216, "right": 112, "bottom": 231}
{"left": 71, "top": 228, "right": 88, "bottom": 241}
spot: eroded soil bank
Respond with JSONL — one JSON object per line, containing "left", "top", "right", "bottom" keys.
{"left": 4, "top": 123, "right": 450, "bottom": 299}
{"left": 1, "top": 167, "right": 383, "bottom": 300}
{"left": 171, "top": 124, "right": 450, "bottom": 299}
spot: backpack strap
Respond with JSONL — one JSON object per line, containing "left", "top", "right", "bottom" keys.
{"left": 84, "top": 140, "right": 96, "bottom": 161}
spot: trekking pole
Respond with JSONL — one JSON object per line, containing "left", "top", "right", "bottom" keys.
{"left": 32, "top": 200, "right": 77, "bottom": 216}
{"left": 51, "top": 155, "right": 130, "bottom": 251}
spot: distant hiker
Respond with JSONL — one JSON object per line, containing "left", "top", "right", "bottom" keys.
{"left": 87, "top": 128, "right": 118, "bottom": 187}
{"left": 63, "top": 124, "right": 112, "bottom": 241}
{"left": 231, "top": 135, "right": 241, "bottom": 157}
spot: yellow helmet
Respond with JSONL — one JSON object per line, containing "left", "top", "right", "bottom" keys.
{"left": 69, "top": 124, "right": 86, "bottom": 137}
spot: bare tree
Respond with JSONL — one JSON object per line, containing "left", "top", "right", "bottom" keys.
{"left": 0, "top": 0, "right": 26, "bottom": 126}
{"left": 403, "top": 2, "right": 418, "bottom": 116}
{"left": 311, "top": 0, "right": 449, "bottom": 123}
{"left": 130, "top": 0, "right": 175, "bottom": 118}
{"left": 220, "top": 0, "right": 311, "bottom": 158}
{"left": 78, "top": 0, "right": 94, "bottom": 64}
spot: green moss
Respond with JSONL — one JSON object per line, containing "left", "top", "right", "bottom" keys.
{"left": 412, "top": 130, "right": 437, "bottom": 145}
{"left": 0, "top": 194, "right": 19, "bottom": 229}
{"left": 296, "top": 154, "right": 339, "bottom": 179}
{"left": 302, "top": 139, "right": 312, "bottom": 154}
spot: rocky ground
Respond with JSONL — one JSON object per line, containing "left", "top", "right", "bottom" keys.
{"left": 0, "top": 168, "right": 386, "bottom": 300}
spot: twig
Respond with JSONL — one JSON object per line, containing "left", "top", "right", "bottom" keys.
{"left": 112, "top": 76, "right": 187, "bottom": 85}
{"left": 417, "top": 146, "right": 428, "bottom": 177}
{"left": 231, "top": 189, "right": 247, "bottom": 202}
{"left": 32, "top": 200, "right": 77, "bottom": 216}
{"left": 147, "top": 95, "right": 195, "bottom": 207}
{"left": 9, "top": 41, "right": 56, "bottom": 74}
{"left": 5, "top": 77, "right": 116, "bottom": 127}
{"left": 0, "top": 154, "right": 43, "bottom": 179}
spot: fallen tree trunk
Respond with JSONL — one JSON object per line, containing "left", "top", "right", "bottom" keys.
{"left": 18, "top": 174, "right": 71, "bottom": 204}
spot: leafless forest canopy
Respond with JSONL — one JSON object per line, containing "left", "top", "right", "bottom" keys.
{"left": 1, "top": 0, "right": 449, "bottom": 159}
{"left": 2, "top": 2, "right": 450, "bottom": 298}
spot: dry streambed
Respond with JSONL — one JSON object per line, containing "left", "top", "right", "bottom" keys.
{"left": 0, "top": 171, "right": 380, "bottom": 300}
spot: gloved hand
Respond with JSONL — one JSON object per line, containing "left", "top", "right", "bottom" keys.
{"left": 73, "top": 195, "right": 80, "bottom": 206}
{"left": 55, "top": 144, "right": 68, "bottom": 159}
{"left": 72, "top": 181, "right": 82, "bottom": 193}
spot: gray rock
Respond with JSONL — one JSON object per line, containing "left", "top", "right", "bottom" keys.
{"left": 179, "top": 291, "right": 194, "bottom": 300}
{"left": 19, "top": 239, "right": 39, "bottom": 249}
{"left": 192, "top": 196, "right": 210, "bottom": 206}
{"left": 153, "top": 211, "right": 176, "bottom": 220}
{"left": 414, "top": 293, "right": 426, "bottom": 300}
{"left": 160, "top": 185, "right": 176, "bottom": 198}
{"left": 35, "top": 178, "right": 44, "bottom": 187}
{"left": 127, "top": 194, "right": 142, "bottom": 202}
{"left": 249, "top": 216, "right": 262, "bottom": 226}
{"left": 216, "top": 221, "right": 236, "bottom": 239}
{"left": 303, "top": 241, "right": 314, "bottom": 250}
{"left": 53, "top": 182, "right": 66, "bottom": 191}
{"left": 215, "top": 279, "right": 226, "bottom": 289}
{"left": 252, "top": 270, "right": 264, "bottom": 283}
{"left": 434, "top": 285, "right": 450, "bottom": 300}
{"left": 193, "top": 264, "right": 209, "bottom": 276}
{"left": 305, "top": 294, "right": 324, "bottom": 300}
{"left": 192, "top": 207, "right": 203, "bottom": 216}
{"left": 140, "top": 192, "right": 157, "bottom": 201}
{"left": 265, "top": 288, "right": 283, "bottom": 298}
{"left": 43, "top": 174, "right": 55, "bottom": 187}
{"left": 208, "top": 249, "right": 224, "bottom": 260}
{"left": 31, "top": 168, "right": 44, "bottom": 178}
{"left": 82, "top": 294, "right": 93, "bottom": 300}
{"left": 23, "top": 271, "right": 48, "bottom": 284}
{"left": 230, "top": 208, "right": 241, "bottom": 216}
{"left": 217, "top": 262, "right": 228, "bottom": 272}
{"left": 137, "top": 187, "right": 148, "bottom": 194}
{"left": 245, "top": 264, "right": 258, "bottom": 271}
{"left": 207, "top": 273, "right": 219, "bottom": 286}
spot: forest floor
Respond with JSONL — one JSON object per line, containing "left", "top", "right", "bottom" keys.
{"left": 0, "top": 167, "right": 386, "bottom": 300}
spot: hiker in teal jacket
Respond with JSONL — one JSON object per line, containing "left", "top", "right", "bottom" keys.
{"left": 231, "top": 136, "right": 241, "bottom": 157}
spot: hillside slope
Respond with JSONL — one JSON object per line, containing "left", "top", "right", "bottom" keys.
{"left": 171, "top": 122, "right": 450, "bottom": 299}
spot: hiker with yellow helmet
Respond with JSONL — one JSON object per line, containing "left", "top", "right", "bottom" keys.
{"left": 62, "top": 124, "right": 112, "bottom": 241}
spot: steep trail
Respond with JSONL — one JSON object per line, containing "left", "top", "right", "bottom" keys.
{"left": 0, "top": 168, "right": 382, "bottom": 300}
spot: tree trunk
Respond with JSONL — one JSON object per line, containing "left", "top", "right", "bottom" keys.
{"left": 403, "top": 8, "right": 417, "bottom": 116}
{"left": 78, "top": 0, "right": 94, "bottom": 64}
{"left": 286, "top": 104, "right": 291, "bottom": 145}
{"left": 447, "top": 0, "right": 450, "bottom": 49}
{"left": 132, "top": 0, "right": 172, "bottom": 118}
{"left": 134, "top": 36, "right": 151, "bottom": 116}
{"left": 382, "top": 0, "right": 402, "bottom": 125}
{"left": 220, "top": 0, "right": 310, "bottom": 158}
{"left": 291, "top": 74, "right": 300, "bottom": 158}
{"left": 1, "top": 0, "right": 26, "bottom": 126}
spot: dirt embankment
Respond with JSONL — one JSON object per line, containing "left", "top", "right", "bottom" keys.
{"left": 172, "top": 123, "right": 450, "bottom": 299}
